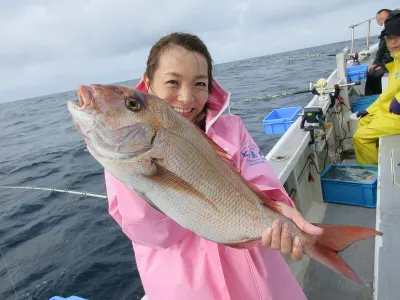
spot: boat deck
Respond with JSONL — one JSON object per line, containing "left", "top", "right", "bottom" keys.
{"left": 303, "top": 159, "right": 376, "bottom": 299}
{"left": 303, "top": 202, "right": 376, "bottom": 300}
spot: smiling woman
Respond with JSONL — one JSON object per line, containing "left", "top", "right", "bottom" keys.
{"left": 100, "top": 32, "right": 325, "bottom": 300}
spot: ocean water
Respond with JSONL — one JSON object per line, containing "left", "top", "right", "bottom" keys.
{"left": 0, "top": 37, "right": 373, "bottom": 300}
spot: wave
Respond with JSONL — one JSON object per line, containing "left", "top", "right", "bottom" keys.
{"left": 3, "top": 214, "right": 72, "bottom": 250}
{"left": 9, "top": 161, "right": 55, "bottom": 174}
{"left": 8, "top": 203, "right": 45, "bottom": 219}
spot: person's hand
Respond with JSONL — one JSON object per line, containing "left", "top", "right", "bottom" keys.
{"left": 356, "top": 110, "right": 369, "bottom": 118}
{"left": 389, "top": 98, "right": 400, "bottom": 115}
{"left": 368, "top": 64, "right": 378, "bottom": 71}
{"left": 261, "top": 202, "right": 323, "bottom": 261}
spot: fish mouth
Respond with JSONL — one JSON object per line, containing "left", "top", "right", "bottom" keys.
{"left": 77, "top": 85, "right": 94, "bottom": 108}
{"left": 67, "top": 99, "right": 82, "bottom": 114}
{"left": 67, "top": 85, "right": 96, "bottom": 113}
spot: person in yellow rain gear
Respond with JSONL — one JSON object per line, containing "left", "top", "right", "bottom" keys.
{"left": 354, "top": 17, "right": 400, "bottom": 165}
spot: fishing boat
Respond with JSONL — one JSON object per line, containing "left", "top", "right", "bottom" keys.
{"left": 4, "top": 13, "right": 398, "bottom": 300}
{"left": 261, "top": 15, "right": 398, "bottom": 300}
{"left": 261, "top": 16, "right": 395, "bottom": 300}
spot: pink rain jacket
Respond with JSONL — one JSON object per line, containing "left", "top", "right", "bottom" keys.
{"left": 104, "top": 79, "right": 306, "bottom": 300}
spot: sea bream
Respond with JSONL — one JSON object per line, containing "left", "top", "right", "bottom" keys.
{"left": 67, "top": 84, "right": 381, "bottom": 284}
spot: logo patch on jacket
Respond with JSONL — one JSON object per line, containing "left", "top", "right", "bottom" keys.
{"left": 395, "top": 72, "right": 399, "bottom": 79}
{"left": 241, "top": 144, "right": 266, "bottom": 166}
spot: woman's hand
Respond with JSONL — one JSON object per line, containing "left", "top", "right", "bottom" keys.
{"left": 261, "top": 202, "right": 323, "bottom": 260}
{"left": 368, "top": 64, "right": 377, "bottom": 71}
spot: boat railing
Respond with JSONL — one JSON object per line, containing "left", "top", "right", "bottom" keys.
{"left": 349, "top": 8, "right": 400, "bottom": 54}
{"left": 348, "top": 16, "right": 375, "bottom": 54}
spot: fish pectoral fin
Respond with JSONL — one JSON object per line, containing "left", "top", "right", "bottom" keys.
{"left": 153, "top": 162, "right": 218, "bottom": 210}
{"left": 138, "top": 157, "right": 158, "bottom": 176}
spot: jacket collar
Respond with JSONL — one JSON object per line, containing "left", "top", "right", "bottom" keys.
{"left": 386, "top": 51, "right": 400, "bottom": 73}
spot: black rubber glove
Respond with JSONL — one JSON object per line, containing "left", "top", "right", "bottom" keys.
{"left": 356, "top": 110, "right": 369, "bottom": 118}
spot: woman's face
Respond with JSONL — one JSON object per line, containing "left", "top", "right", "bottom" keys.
{"left": 144, "top": 45, "right": 209, "bottom": 122}
{"left": 386, "top": 35, "right": 400, "bottom": 55}
{"left": 376, "top": 11, "right": 389, "bottom": 27}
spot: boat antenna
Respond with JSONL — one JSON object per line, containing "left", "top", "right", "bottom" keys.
{"left": 0, "top": 186, "right": 107, "bottom": 199}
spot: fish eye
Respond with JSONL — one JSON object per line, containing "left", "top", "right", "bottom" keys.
{"left": 125, "top": 97, "right": 141, "bottom": 112}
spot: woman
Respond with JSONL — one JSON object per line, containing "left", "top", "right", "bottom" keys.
{"left": 105, "top": 32, "right": 322, "bottom": 299}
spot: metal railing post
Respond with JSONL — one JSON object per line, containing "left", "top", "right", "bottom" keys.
{"left": 366, "top": 20, "right": 371, "bottom": 50}
{"left": 351, "top": 27, "right": 355, "bottom": 54}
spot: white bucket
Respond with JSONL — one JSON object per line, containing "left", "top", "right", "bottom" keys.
{"left": 349, "top": 112, "right": 359, "bottom": 136}
{"left": 382, "top": 73, "right": 389, "bottom": 92}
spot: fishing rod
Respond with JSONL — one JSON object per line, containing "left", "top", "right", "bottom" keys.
{"left": 233, "top": 79, "right": 361, "bottom": 105}
{"left": 309, "top": 78, "right": 361, "bottom": 92}
{"left": 0, "top": 185, "right": 107, "bottom": 199}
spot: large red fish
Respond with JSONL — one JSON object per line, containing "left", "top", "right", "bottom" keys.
{"left": 68, "top": 84, "right": 382, "bottom": 284}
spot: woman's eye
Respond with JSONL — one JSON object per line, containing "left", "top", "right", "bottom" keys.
{"left": 195, "top": 82, "right": 207, "bottom": 87}
{"left": 166, "top": 80, "right": 179, "bottom": 85}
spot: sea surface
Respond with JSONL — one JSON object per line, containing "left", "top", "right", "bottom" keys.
{"left": 0, "top": 37, "right": 373, "bottom": 300}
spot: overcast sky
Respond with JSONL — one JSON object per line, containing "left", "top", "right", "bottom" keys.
{"left": 0, "top": 0, "right": 398, "bottom": 103}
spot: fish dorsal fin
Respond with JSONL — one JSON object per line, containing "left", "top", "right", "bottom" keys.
{"left": 195, "top": 127, "right": 283, "bottom": 215}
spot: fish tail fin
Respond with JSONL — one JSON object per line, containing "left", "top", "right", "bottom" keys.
{"left": 306, "top": 223, "right": 382, "bottom": 284}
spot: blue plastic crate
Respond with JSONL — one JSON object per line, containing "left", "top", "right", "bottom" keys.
{"left": 262, "top": 106, "right": 302, "bottom": 135}
{"left": 320, "top": 164, "right": 378, "bottom": 208}
{"left": 351, "top": 94, "right": 379, "bottom": 113}
{"left": 346, "top": 64, "right": 368, "bottom": 83}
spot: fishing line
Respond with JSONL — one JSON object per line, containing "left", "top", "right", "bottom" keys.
{"left": 231, "top": 89, "right": 312, "bottom": 105}
{"left": 273, "top": 53, "right": 322, "bottom": 61}
{"left": 0, "top": 186, "right": 107, "bottom": 199}
{"left": 0, "top": 246, "right": 18, "bottom": 300}
{"left": 0, "top": 185, "right": 106, "bottom": 297}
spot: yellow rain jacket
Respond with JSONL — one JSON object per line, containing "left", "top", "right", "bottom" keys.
{"left": 354, "top": 51, "right": 400, "bottom": 165}
{"left": 366, "top": 51, "right": 400, "bottom": 118}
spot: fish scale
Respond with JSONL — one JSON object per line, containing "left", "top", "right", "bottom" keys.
{"left": 153, "top": 126, "right": 269, "bottom": 242}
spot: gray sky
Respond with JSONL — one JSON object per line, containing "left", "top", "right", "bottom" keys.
{"left": 0, "top": 0, "right": 397, "bottom": 102}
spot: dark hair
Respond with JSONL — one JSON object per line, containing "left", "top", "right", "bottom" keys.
{"left": 377, "top": 9, "right": 391, "bottom": 15}
{"left": 145, "top": 32, "right": 214, "bottom": 92}
{"left": 385, "top": 9, "right": 400, "bottom": 25}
